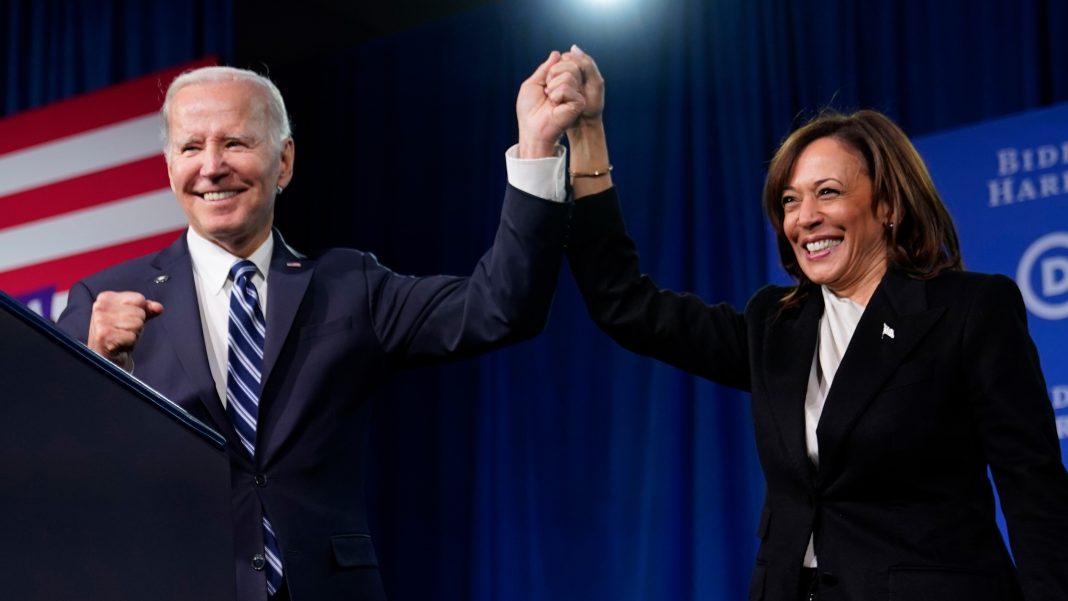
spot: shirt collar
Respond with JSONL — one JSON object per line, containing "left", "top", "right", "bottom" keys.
{"left": 820, "top": 284, "right": 865, "bottom": 320}
{"left": 186, "top": 228, "right": 275, "bottom": 295}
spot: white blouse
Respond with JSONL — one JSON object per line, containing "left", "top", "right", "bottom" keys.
{"left": 803, "top": 285, "right": 866, "bottom": 568}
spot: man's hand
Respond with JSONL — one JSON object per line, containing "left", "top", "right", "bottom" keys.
{"left": 516, "top": 51, "right": 586, "bottom": 158}
{"left": 87, "top": 291, "right": 164, "bottom": 372}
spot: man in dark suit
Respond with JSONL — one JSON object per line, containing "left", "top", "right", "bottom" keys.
{"left": 56, "top": 52, "right": 585, "bottom": 601}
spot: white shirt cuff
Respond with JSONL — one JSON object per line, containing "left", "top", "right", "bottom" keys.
{"left": 505, "top": 144, "right": 567, "bottom": 203}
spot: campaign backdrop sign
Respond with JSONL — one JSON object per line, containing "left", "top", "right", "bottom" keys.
{"left": 0, "top": 59, "right": 213, "bottom": 320}
{"left": 914, "top": 104, "right": 1068, "bottom": 463}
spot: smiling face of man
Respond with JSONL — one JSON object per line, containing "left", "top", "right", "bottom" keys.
{"left": 165, "top": 79, "right": 294, "bottom": 258}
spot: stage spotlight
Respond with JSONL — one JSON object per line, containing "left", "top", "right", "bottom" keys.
{"left": 552, "top": 0, "right": 646, "bottom": 36}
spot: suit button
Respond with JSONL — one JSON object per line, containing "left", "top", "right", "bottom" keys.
{"left": 254, "top": 473, "right": 268, "bottom": 487}
{"left": 251, "top": 553, "right": 266, "bottom": 571}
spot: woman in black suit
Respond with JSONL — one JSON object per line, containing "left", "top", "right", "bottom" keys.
{"left": 559, "top": 48, "right": 1068, "bottom": 601}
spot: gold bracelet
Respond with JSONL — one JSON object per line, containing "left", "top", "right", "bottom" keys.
{"left": 569, "top": 165, "right": 613, "bottom": 178}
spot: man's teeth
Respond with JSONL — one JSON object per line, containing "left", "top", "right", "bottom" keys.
{"left": 805, "top": 239, "right": 842, "bottom": 252}
{"left": 203, "top": 191, "right": 237, "bottom": 201}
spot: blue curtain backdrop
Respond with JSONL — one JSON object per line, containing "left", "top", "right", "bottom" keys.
{"left": 1, "top": 0, "right": 232, "bottom": 114}
{"left": 5, "top": 1, "right": 1068, "bottom": 600}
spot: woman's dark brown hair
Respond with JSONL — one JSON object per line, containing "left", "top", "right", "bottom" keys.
{"left": 762, "top": 109, "right": 963, "bottom": 306}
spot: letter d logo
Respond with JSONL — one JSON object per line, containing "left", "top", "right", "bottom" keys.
{"left": 1017, "top": 232, "right": 1068, "bottom": 320}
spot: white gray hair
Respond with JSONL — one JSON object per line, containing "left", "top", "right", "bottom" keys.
{"left": 160, "top": 66, "right": 292, "bottom": 158}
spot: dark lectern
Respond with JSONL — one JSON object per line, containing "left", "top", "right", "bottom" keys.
{"left": 0, "top": 292, "right": 234, "bottom": 601}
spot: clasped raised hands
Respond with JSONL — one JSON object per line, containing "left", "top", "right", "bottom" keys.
{"left": 516, "top": 45, "right": 607, "bottom": 158}
{"left": 516, "top": 49, "right": 587, "bottom": 158}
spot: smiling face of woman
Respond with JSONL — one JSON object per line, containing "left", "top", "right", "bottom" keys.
{"left": 780, "top": 136, "right": 891, "bottom": 304}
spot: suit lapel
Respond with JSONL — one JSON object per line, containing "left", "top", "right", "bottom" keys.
{"left": 762, "top": 288, "right": 823, "bottom": 483}
{"left": 148, "top": 235, "right": 235, "bottom": 437}
{"left": 261, "top": 232, "right": 314, "bottom": 388}
{"left": 258, "top": 232, "right": 314, "bottom": 461}
{"left": 815, "top": 271, "right": 945, "bottom": 478}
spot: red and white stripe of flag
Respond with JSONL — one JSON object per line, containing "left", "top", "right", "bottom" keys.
{"left": 0, "top": 58, "right": 215, "bottom": 320}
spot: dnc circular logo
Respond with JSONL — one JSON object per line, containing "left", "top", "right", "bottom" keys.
{"left": 1017, "top": 232, "right": 1068, "bottom": 320}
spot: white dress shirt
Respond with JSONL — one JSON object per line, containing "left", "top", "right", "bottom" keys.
{"left": 505, "top": 144, "right": 567, "bottom": 202}
{"left": 187, "top": 228, "right": 274, "bottom": 408}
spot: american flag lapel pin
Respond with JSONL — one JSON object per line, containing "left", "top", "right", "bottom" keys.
{"left": 882, "top": 322, "right": 895, "bottom": 340}
{"left": 286, "top": 261, "right": 302, "bottom": 268}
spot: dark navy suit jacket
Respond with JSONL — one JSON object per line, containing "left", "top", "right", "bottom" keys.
{"left": 57, "top": 185, "right": 569, "bottom": 601}
{"left": 567, "top": 188, "right": 1068, "bottom": 601}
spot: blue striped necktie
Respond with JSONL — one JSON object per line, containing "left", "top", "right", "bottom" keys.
{"left": 227, "top": 259, "right": 284, "bottom": 596}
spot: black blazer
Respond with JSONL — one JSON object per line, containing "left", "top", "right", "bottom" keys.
{"left": 567, "top": 189, "right": 1068, "bottom": 601}
{"left": 57, "top": 186, "right": 569, "bottom": 601}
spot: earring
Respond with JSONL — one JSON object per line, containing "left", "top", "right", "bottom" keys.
{"left": 276, "top": 185, "right": 284, "bottom": 196}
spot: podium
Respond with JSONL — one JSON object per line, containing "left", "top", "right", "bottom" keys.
{"left": 0, "top": 292, "right": 234, "bottom": 600}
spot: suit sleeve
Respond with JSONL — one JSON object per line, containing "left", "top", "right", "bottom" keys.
{"left": 55, "top": 280, "right": 95, "bottom": 344}
{"left": 366, "top": 184, "right": 569, "bottom": 367}
{"left": 565, "top": 188, "right": 750, "bottom": 391}
{"left": 963, "top": 274, "right": 1068, "bottom": 600}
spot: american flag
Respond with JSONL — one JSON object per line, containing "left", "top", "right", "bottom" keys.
{"left": 0, "top": 59, "right": 214, "bottom": 320}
